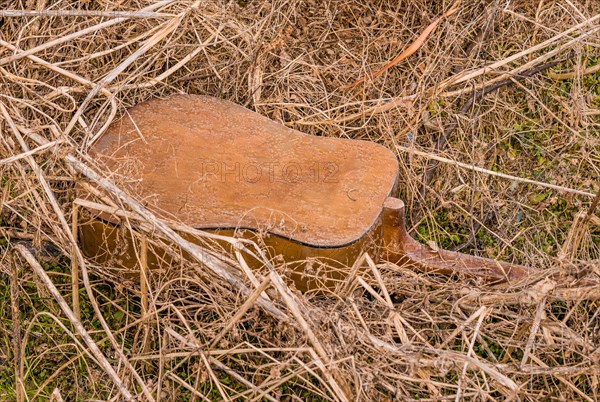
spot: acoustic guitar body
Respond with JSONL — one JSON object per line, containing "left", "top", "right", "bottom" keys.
{"left": 79, "top": 95, "right": 532, "bottom": 291}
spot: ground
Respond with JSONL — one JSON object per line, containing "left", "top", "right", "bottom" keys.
{"left": 0, "top": 0, "right": 599, "bottom": 400}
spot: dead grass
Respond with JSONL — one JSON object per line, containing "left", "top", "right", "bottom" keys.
{"left": 1, "top": 0, "right": 599, "bottom": 400}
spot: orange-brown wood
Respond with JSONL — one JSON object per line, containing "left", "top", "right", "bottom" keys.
{"left": 381, "top": 197, "right": 531, "bottom": 282}
{"left": 80, "top": 94, "right": 535, "bottom": 290}
{"left": 90, "top": 94, "right": 398, "bottom": 247}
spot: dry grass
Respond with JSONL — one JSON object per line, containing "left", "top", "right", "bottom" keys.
{"left": 1, "top": 0, "right": 599, "bottom": 400}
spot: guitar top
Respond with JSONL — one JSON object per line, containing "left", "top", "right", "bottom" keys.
{"left": 91, "top": 95, "right": 399, "bottom": 247}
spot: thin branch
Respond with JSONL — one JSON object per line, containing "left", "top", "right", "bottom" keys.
{"left": 0, "top": 9, "right": 173, "bottom": 18}
{"left": 395, "top": 144, "right": 595, "bottom": 198}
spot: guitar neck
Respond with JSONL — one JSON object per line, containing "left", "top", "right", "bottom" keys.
{"left": 381, "top": 197, "right": 534, "bottom": 283}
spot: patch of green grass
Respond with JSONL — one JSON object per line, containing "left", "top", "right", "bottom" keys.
{"left": 0, "top": 257, "right": 121, "bottom": 400}
{"left": 416, "top": 208, "right": 467, "bottom": 249}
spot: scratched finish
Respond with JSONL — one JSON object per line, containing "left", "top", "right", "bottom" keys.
{"left": 90, "top": 94, "right": 399, "bottom": 247}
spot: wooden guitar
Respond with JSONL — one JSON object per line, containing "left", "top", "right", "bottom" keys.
{"left": 79, "top": 94, "right": 534, "bottom": 291}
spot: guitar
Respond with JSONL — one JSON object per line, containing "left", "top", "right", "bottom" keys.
{"left": 79, "top": 94, "right": 534, "bottom": 291}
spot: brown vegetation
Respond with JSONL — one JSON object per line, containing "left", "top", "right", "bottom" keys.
{"left": 1, "top": 0, "right": 599, "bottom": 400}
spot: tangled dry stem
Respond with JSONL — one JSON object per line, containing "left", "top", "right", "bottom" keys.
{"left": 1, "top": 0, "right": 599, "bottom": 401}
